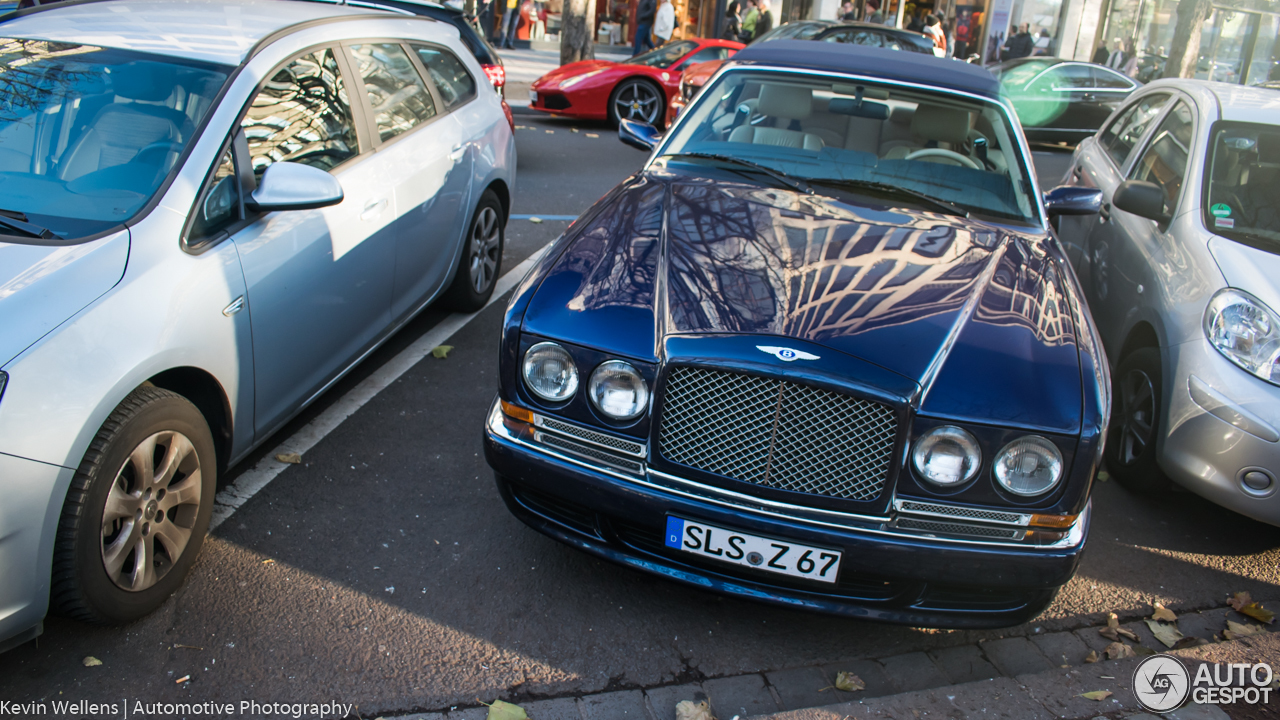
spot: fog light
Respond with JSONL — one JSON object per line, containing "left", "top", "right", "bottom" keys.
{"left": 1240, "top": 467, "right": 1275, "bottom": 495}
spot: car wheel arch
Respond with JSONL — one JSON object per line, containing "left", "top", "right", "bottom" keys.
{"left": 146, "top": 367, "right": 233, "bottom": 478}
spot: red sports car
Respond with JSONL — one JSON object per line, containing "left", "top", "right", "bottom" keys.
{"left": 529, "top": 38, "right": 743, "bottom": 128}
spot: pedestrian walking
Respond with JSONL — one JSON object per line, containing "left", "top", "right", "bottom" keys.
{"left": 722, "top": 0, "right": 742, "bottom": 41}
{"left": 839, "top": 0, "right": 857, "bottom": 21}
{"left": 633, "top": 0, "right": 657, "bottom": 55}
{"left": 1106, "top": 37, "right": 1129, "bottom": 70}
{"left": 925, "top": 14, "right": 947, "bottom": 56}
{"left": 652, "top": 0, "right": 675, "bottom": 47}
{"left": 1000, "top": 23, "right": 1032, "bottom": 61}
{"left": 740, "top": 0, "right": 759, "bottom": 43}
{"left": 498, "top": 0, "right": 519, "bottom": 49}
{"left": 752, "top": 0, "right": 772, "bottom": 40}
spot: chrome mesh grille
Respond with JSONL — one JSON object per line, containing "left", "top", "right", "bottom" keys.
{"left": 538, "top": 417, "right": 646, "bottom": 456}
{"left": 895, "top": 517, "right": 1023, "bottom": 540}
{"left": 898, "top": 501, "right": 1026, "bottom": 525}
{"left": 536, "top": 432, "right": 645, "bottom": 475}
{"left": 658, "top": 366, "right": 898, "bottom": 502}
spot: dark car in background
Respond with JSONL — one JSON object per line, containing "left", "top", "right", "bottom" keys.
{"left": 994, "top": 58, "right": 1139, "bottom": 144}
{"left": 486, "top": 41, "right": 1108, "bottom": 628}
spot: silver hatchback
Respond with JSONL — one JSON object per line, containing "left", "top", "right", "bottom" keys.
{"left": 0, "top": 0, "right": 515, "bottom": 650}
{"left": 1060, "top": 79, "right": 1280, "bottom": 526}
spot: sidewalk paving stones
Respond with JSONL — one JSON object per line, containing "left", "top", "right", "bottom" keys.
{"left": 704, "top": 673, "right": 780, "bottom": 718}
{"left": 446, "top": 708, "right": 489, "bottom": 720}
{"left": 878, "top": 651, "right": 950, "bottom": 694}
{"left": 643, "top": 682, "right": 706, "bottom": 720}
{"left": 819, "top": 659, "right": 896, "bottom": 699}
{"left": 1030, "top": 629, "right": 1092, "bottom": 666}
{"left": 521, "top": 697, "right": 584, "bottom": 720}
{"left": 981, "top": 636, "right": 1054, "bottom": 676}
{"left": 581, "top": 690, "right": 648, "bottom": 720}
{"left": 765, "top": 666, "right": 835, "bottom": 711}
{"left": 928, "top": 644, "right": 999, "bottom": 684}
{"left": 1176, "top": 610, "right": 1222, "bottom": 641}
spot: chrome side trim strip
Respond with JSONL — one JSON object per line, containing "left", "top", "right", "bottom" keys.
{"left": 488, "top": 399, "right": 1089, "bottom": 551}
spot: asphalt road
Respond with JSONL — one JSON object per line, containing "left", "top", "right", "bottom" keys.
{"left": 1, "top": 117, "right": 1277, "bottom": 719}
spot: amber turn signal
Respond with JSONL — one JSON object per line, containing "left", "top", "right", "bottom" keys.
{"left": 501, "top": 399, "right": 534, "bottom": 424}
{"left": 1029, "top": 513, "right": 1077, "bottom": 529}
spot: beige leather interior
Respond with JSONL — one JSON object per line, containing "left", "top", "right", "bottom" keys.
{"left": 881, "top": 104, "right": 973, "bottom": 160}
{"left": 729, "top": 84, "right": 825, "bottom": 151}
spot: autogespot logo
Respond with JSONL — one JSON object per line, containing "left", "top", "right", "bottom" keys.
{"left": 1133, "top": 654, "right": 1191, "bottom": 713}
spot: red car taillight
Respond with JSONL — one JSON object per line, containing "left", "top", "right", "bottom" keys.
{"left": 483, "top": 64, "right": 506, "bottom": 89}
{"left": 501, "top": 99, "right": 515, "bottom": 132}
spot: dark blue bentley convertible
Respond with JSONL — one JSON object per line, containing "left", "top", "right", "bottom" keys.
{"left": 484, "top": 41, "right": 1109, "bottom": 628}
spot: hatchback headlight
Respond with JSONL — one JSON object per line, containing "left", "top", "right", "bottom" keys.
{"left": 1204, "top": 288, "right": 1280, "bottom": 386}
{"left": 588, "top": 360, "right": 649, "bottom": 421}
{"left": 522, "top": 342, "right": 578, "bottom": 402}
{"left": 993, "top": 436, "right": 1063, "bottom": 496}
{"left": 912, "top": 426, "right": 981, "bottom": 487}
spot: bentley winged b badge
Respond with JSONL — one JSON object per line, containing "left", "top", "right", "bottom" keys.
{"left": 757, "top": 346, "right": 820, "bottom": 362}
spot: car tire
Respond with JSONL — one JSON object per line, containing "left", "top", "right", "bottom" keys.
{"left": 1104, "top": 347, "right": 1170, "bottom": 494}
{"left": 51, "top": 386, "right": 216, "bottom": 624}
{"left": 609, "top": 78, "right": 665, "bottom": 129}
{"left": 442, "top": 189, "right": 505, "bottom": 312}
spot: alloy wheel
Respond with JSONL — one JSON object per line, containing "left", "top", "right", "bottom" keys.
{"left": 1116, "top": 368, "right": 1155, "bottom": 466}
{"left": 100, "top": 430, "right": 203, "bottom": 592}
{"left": 469, "top": 206, "right": 501, "bottom": 294}
{"left": 614, "top": 81, "right": 660, "bottom": 125}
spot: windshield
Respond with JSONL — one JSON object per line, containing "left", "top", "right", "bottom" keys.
{"left": 1205, "top": 122, "right": 1280, "bottom": 253}
{"left": 628, "top": 41, "right": 697, "bottom": 68}
{"left": 0, "top": 38, "right": 230, "bottom": 241}
{"left": 661, "top": 69, "right": 1040, "bottom": 224}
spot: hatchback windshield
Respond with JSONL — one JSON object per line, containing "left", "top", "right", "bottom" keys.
{"left": 0, "top": 38, "right": 230, "bottom": 241}
{"left": 1206, "top": 122, "right": 1280, "bottom": 254}
{"left": 628, "top": 41, "right": 696, "bottom": 68}
{"left": 662, "top": 70, "right": 1039, "bottom": 223}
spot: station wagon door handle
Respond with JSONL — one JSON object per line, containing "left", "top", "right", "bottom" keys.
{"left": 360, "top": 198, "right": 388, "bottom": 221}
{"left": 449, "top": 144, "right": 466, "bottom": 162}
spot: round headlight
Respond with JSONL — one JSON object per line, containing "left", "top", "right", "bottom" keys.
{"left": 912, "top": 426, "right": 981, "bottom": 487}
{"left": 588, "top": 360, "right": 649, "bottom": 421}
{"left": 993, "top": 436, "right": 1063, "bottom": 497}
{"left": 522, "top": 342, "right": 578, "bottom": 402}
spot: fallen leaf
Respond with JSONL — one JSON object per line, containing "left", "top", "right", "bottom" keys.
{"left": 1096, "top": 471, "right": 1110, "bottom": 482}
{"left": 1241, "top": 604, "right": 1275, "bottom": 624}
{"left": 1133, "top": 645, "right": 1156, "bottom": 657}
{"left": 571, "top": 128, "right": 580, "bottom": 133}
{"left": 1224, "top": 620, "right": 1268, "bottom": 639}
{"left": 835, "top": 671, "right": 865, "bottom": 692}
{"left": 1105, "top": 641, "right": 1135, "bottom": 660}
{"left": 485, "top": 700, "right": 527, "bottom": 720}
{"left": 262, "top": 558, "right": 275, "bottom": 564}
{"left": 1079, "top": 691, "right": 1112, "bottom": 702}
{"left": 585, "top": 133, "right": 599, "bottom": 138}
{"left": 1099, "top": 612, "right": 1122, "bottom": 641}
{"left": 173, "top": 644, "right": 204, "bottom": 651}
{"left": 1145, "top": 619, "right": 1184, "bottom": 648}
{"left": 529, "top": 217, "right": 543, "bottom": 223}
{"left": 545, "top": 129, "right": 554, "bottom": 134}
{"left": 431, "top": 345, "right": 453, "bottom": 359}
{"left": 1229, "top": 591, "right": 1253, "bottom": 611}
{"left": 1151, "top": 603, "right": 1177, "bottom": 623}
{"left": 1083, "top": 650, "right": 1099, "bottom": 663}
{"left": 674, "top": 699, "right": 712, "bottom": 720}
{"left": 275, "top": 452, "right": 301, "bottom": 464}
{"left": 175, "top": 675, "right": 191, "bottom": 684}
{"left": 82, "top": 656, "right": 102, "bottom": 667}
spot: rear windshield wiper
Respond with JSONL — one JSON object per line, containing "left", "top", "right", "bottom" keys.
{"left": 664, "top": 152, "right": 813, "bottom": 195}
{"left": 808, "top": 178, "right": 970, "bottom": 218}
{"left": 0, "top": 209, "right": 57, "bottom": 240}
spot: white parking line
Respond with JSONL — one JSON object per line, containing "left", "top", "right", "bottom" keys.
{"left": 209, "top": 247, "right": 547, "bottom": 531}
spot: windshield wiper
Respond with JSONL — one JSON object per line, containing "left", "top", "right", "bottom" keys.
{"left": 808, "top": 178, "right": 970, "bottom": 218}
{"left": 664, "top": 152, "right": 813, "bottom": 195}
{"left": 0, "top": 209, "right": 57, "bottom": 240}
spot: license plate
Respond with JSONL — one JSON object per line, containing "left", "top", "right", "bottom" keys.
{"left": 664, "top": 516, "right": 842, "bottom": 584}
{"left": 528, "top": 90, "right": 537, "bottom": 104}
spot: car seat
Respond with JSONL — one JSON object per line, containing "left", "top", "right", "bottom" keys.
{"left": 880, "top": 104, "right": 971, "bottom": 161}
{"left": 729, "top": 84, "right": 824, "bottom": 151}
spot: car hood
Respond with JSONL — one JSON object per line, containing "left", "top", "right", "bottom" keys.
{"left": 684, "top": 59, "right": 725, "bottom": 87}
{"left": 0, "top": 230, "right": 130, "bottom": 367}
{"left": 523, "top": 170, "right": 1084, "bottom": 432}
{"left": 1207, "top": 234, "right": 1280, "bottom": 312}
{"left": 533, "top": 59, "right": 620, "bottom": 87}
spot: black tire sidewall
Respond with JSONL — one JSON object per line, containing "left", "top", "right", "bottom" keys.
{"left": 1104, "top": 347, "right": 1168, "bottom": 493}
{"left": 61, "top": 390, "right": 216, "bottom": 623}
{"left": 610, "top": 79, "right": 665, "bottom": 129}
{"left": 443, "top": 189, "right": 505, "bottom": 312}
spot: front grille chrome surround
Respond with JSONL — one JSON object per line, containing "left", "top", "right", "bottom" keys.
{"left": 533, "top": 415, "right": 647, "bottom": 457}
{"left": 658, "top": 366, "right": 898, "bottom": 503}
{"left": 534, "top": 431, "right": 645, "bottom": 475}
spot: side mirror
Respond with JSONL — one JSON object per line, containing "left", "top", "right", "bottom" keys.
{"left": 247, "top": 161, "right": 344, "bottom": 212}
{"left": 1113, "top": 179, "right": 1170, "bottom": 224}
{"left": 1044, "top": 185, "right": 1103, "bottom": 216}
{"left": 619, "top": 119, "right": 663, "bottom": 151}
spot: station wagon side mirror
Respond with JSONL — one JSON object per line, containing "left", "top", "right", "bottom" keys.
{"left": 1112, "top": 179, "right": 1170, "bottom": 225}
{"left": 619, "top": 119, "right": 663, "bottom": 151}
{"left": 246, "top": 161, "right": 344, "bottom": 213}
{"left": 1043, "top": 185, "right": 1103, "bottom": 216}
